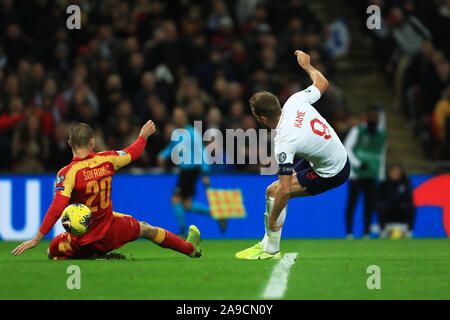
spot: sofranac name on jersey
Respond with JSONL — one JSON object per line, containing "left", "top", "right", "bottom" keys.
{"left": 82, "top": 165, "right": 113, "bottom": 181}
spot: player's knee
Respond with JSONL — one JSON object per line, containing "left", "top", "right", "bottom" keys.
{"left": 139, "top": 221, "right": 157, "bottom": 239}
{"left": 139, "top": 221, "right": 151, "bottom": 232}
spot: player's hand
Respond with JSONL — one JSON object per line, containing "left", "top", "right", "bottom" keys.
{"left": 11, "top": 239, "right": 39, "bottom": 256}
{"left": 268, "top": 216, "right": 284, "bottom": 232}
{"left": 294, "top": 50, "right": 311, "bottom": 71}
{"left": 139, "top": 120, "right": 156, "bottom": 140}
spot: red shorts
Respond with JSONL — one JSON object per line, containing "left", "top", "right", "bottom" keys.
{"left": 49, "top": 212, "right": 141, "bottom": 259}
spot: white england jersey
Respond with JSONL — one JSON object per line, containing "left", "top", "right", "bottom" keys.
{"left": 274, "top": 85, "right": 348, "bottom": 177}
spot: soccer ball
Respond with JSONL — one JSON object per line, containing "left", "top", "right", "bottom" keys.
{"left": 61, "top": 204, "right": 93, "bottom": 235}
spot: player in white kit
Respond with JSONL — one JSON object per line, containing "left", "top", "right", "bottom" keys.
{"left": 236, "top": 50, "right": 350, "bottom": 260}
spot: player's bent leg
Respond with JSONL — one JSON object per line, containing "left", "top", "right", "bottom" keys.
{"left": 47, "top": 232, "right": 88, "bottom": 260}
{"left": 294, "top": 157, "right": 351, "bottom": 197}
{"left": 236, "top": 186, "right": 277, "bottom": 259}
{"left": 238, "top": 161, "right": 350, "bottom": 260}
{"left": 138, "top": 221, "right": 158, "bottom": 240}
{"left": 266, "top": 175, "right": 310, "bottom": 199}
{"left": 238, "top": 175, "right": 308, "bottom": 260}
{"left": 139, "top": 221, "right": 201, "bottom": 258}
{"left": 290, "top": 173, "right": 311, "bottom": 197}
{"left": 237, "top": 178, "right": 302, "bottom": 260}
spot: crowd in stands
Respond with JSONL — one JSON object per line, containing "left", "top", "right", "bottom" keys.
{"left": 0, "top": 0, "right": 350, "bottom": 173}
{"left": 361, "top": 0, "right": 450, "bottom": 160}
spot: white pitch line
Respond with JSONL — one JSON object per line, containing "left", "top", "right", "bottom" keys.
{"left": 262, "top": 252, "right": 298, "bottom": 299}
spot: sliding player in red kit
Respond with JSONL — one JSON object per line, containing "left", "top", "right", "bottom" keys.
{"left": 11, "top": 120, "right": 202, "bottom": 260}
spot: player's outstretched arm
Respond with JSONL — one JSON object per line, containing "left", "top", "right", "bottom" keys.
{"left": 11, "top": 232, "right": 44, "bottom": 256}
{"left": 114, "top": 120, "right": 156, "bottom": 170}
{"left": 11, "top": 193, "right": 69, "bottom": 256}
{"left": 295, "top": 50, "right": 329, "bottom": 94}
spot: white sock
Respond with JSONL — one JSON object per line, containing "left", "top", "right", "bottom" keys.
{"left": 261, "top": 196, "right": 286, "bottom": 254}
{"left": 260, "top": 196, "right": 273, "bottom": 248}
{"left": 261, "top": 233, "right": 268, "bottom": 248}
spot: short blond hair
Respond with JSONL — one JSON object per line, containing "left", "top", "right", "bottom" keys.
{"left": 69, "top": 123, "right": 94, "bottom": 149}
{"left": 249, "top": 91, "right": 281, "bottom": 119}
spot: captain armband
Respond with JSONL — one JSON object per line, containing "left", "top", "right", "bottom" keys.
{"left": 278, "top": 163, "right": 294, "bottom": 175}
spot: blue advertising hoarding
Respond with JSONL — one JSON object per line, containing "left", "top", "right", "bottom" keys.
{"left": 0, "top": 174, "right": 448, "bottom": 240}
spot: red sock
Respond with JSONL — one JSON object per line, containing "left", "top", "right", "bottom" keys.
{"left": 153, "top": 228, "right": 194, "bottom": 256}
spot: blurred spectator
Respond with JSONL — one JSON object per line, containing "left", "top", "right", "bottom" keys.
{"left": 0, "top": 96, "right": 26, "bottom": 168}
{"left": 106, "top": 99, "right": 140, "bottom": 149}
{"left": 11, "top": 113, "right": 48, "bottom": 173}
{"left": 207, "top": 0, "right": 230, "bottom": 33}
{"left": 324, "top": 18, "right": 350, "bottom": 59}
{"left": 46, "top": 122, "right": 73, "bottom": 170}
{"left": 99, "top": 73, "right": 123, "bottom": 120}
{"left": 377, "top": 164, "right": 415, "bottom": 238}
{"left": 388, "top": 7, "right": 432, "bottom": 109}
{"left": 0, "top": 0, "right": 339, "bottom": 173}
{"left": 361, "top": 1, "right": 450, "bottom": 161}
{"left": 0, "top": 97, "right": 25, "bottom": 132}
{"left": 225, "top": 100, "right": 245, "bottom": 129}
{"left": 30, "top": 77, "right": 68, "bottom": 121}
{"left": 404, "top": 41, "right": 437, "bottom": 126}
{"left": 188, "top": 98, "right": 206, "bottom": 123}
{"left": 205, "top": 106, "right": 224, "bottom": 130}
{"left": 180, "top": 4, "right": 204, "bottom": 35}
{"left": 432, "top": 84, "right": 450, "bottom": 140}
{"left": 135, "top": 71, "right": 157, "bottom": 116}
{"left": 3, "top": 23, "right": 30, "bottom": 69}
{"left": 431, "top": 84, "right": 450, "bottom": 158}
{"left": 2, "top": 73, "right": 20, "bottom": 107}
{"left": 344, "top": 106, "right": 387, "bottom": 239}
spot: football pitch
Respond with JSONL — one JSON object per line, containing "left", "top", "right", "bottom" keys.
{"left": 1, "top": 239, "right": 449, "bottom": 300}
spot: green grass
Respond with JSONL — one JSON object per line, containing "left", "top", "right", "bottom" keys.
{"left": 1, "top": 239, "right": 449, "bottom": 300}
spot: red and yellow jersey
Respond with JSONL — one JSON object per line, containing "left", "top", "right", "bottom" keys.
{"left": 54, "top": 150, "right": 132, "bottom": 245}
{"left": 39, "top": 136, "right": 147, "bottom": 246}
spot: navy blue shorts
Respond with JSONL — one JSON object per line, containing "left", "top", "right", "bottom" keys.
{"left": 295, "top": 157, "right": 350, "bottom": 195}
